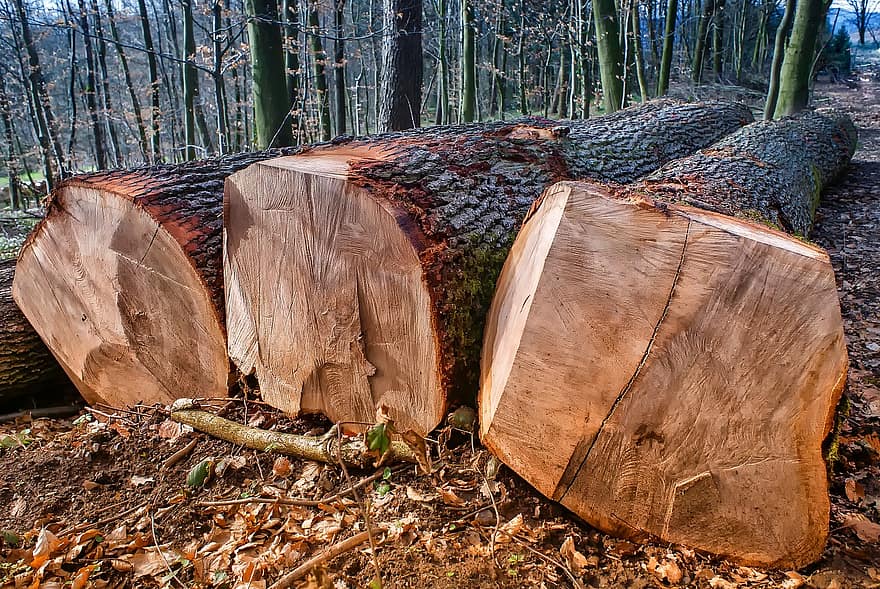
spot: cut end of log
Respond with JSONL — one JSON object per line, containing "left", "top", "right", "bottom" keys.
{"left": 480, "top": 181, "right": 847, "bottom": 568}
{"left": 224, "top": 146, "right": 444, "bottom": 435}
{"left": 13, "top": 181, "right": 229, "bottom": 407}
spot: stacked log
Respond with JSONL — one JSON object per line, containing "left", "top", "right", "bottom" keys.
{"left": 12, "top": 151, "right": 298, "bottom": 407}
{"left": 224, "top": 100, "right": 753, "bottom": 434}
{"left": 0, "top": 259, "right": 72, "bottom": 403}
{"left": 479, "top": 110, "right": 856, "bottom": 568}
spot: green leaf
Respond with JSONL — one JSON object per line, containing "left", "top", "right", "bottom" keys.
{"left": 366, "top": 423, "right": 391, "bottom": 455}
{"left": 382, "top": 466, "right": 392, "bottom": 480}
{"left": 1, "top": 530, "right": 21, "bottom": 547}
{"left": 375, "top": 480, "right": 391, "bottom": 496}
{"left": 186, "top": 459, "right": 213, "bottom": 488}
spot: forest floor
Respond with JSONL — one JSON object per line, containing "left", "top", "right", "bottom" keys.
{"left": 1, "top": 71, "right": 880, "bottom": 588}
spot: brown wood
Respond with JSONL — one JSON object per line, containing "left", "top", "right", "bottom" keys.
{"left": 224, "top": 99, "right": 754, "bottom": 435}
{"left": 0, "top": 259, "right": 72, "bottom": 403}
{"left": 479, "top": 109, "right": 856, "bottom": 568}
{"left": 12, "top": 151, "right": 298, "bottom": 408}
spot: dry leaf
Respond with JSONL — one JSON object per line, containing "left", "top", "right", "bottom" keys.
{"left": 843, "top": 514, "right": 880, "bottom": 542}
{"left": 31, "top": 528, "right": 62, "bottom": 568}
{"left": 560, "top": 536, "right": 588, "bottom": 575}
{"left": 782, "top": 571, "right": 805, "bottom": 588}
{"left": 405, "top": 486, "right": 437, "bottom": 502}
{"left": 400, "top": 429, "right": 432, "bottom": 474}
{"left": 647, "top": 556, "right": 683, "bottom": 583}
{"left": 130, "top": 475, "right": 154, "bottom": 486}
{"left": 438, "top": 488, "right": 466, "bottom": 507}
{"left": 845, "top": 478, "right": 866, "bottom": 503}
{"left": 272, "top": 457, "right": 292, "bottom": 478}
{"left": 496, "top": 513, "right": 524, "bottom": 543}
{"left": 708, "top": 576, "right": 738, "bottom": 589}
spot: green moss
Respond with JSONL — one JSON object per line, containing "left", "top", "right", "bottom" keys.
{"left": 823, "top": 392, "right": 850, "bottom": 470}
{"left": 442, "top": 241, "right": 512, "bottom": 405}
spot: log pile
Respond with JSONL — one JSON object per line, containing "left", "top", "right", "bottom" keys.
{"left": 479, "top": 109, "right": 856, "bottom": 568}
{"left": 0, "top": 259, "right": 72, "bottom": 403}
{"left": 224, "top": 99, "right": 753, "bottom": 435}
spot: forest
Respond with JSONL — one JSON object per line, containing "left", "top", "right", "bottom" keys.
{"left": 0, "top": 0, "right": 875, "bottom": 200}
{"left": 1, "top": 0, "right": 880, "bottom": 585}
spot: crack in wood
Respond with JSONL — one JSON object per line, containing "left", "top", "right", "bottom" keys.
{"left": 553, "top": 219, "right": 692, "bottom": 502}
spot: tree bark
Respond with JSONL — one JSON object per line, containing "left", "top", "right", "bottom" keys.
{"left": 480, "top": 109, "right": 856, "bottom": 569}
{"left": 333, "top": 0, "right": 347, "bottom": 135}
{"left": 656, "top": 0, "right": 678, "bottom": 95}
{"left": 692, "top": 0, "right": 714, "bottom": 82}
{"left": 247, "top": 0, "right": 295, "bottom": 147}
{"left": 461, "top": 0, "right": 477, "bottom": 122}
{"left": 224, "top": 99, "right": 752, "bottom": 435}
{"left": 593, "top": 0, "right": 625, "bottom": 111}
{"left": 13, "top": 149, "right": 300, "bottom": 409}
{"left": 0, "top": 260, "right": 72, "bottom": 404}
{"left": 138, "top": 0, "right": 163, "bottom": 162}
{"left": 307, "top": 0, "right": 332, "bottom": 140}
{"left": 379, "top": 0, "right": 423, "bottom": 131}
{"left": 774, "top": 0, "right": 825, "bottom": 118}
{"left": 764, "top": 0, "right": 796, "bottom": 119}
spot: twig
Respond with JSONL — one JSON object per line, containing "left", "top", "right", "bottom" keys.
{"left": 160, "top": 438, "right": 199, "bottom": 471}
{"left": 170, "top": 400, "right": 417, "bottom": 466}
{"left": 0, "top": 405, "right": 83, "bottom": 423}
{"left": 59, "top": 501, "right": 148, "bottom": 537}
{"left": 495, "top": 527, "right": 584, "bottom": 589}
{"left": 267, "top": 527, "right": 388, "bottom": 589}
{"left": 198, "top": 465, "right": 407, "bottom": 508}
{"left": 150, "top": 513, "right": 187, "bottom": 589}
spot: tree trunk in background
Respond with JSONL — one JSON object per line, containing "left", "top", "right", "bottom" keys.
{"left": 593, "top": 0, "right": 625, "bottom": 111}
{"left": 183, "top": 0, "right": 199, "bottom": 160}
{"left": 437, "top": 0, "right": 451, "bottom": 123}
{"left": 657, "top": 0, "right": 678, "bottom": 94}
{"left": 213, "top": 0, "right": 230, "bottom": 154}
{"left": 138, "top": 0, "right": 163, "bottom": 161}
{"left": 308, "top": 0, "right": 332, "bottom": 140}
{"left": 763, "top": 0, "right": 796, "bottom": 119}
{"left": 90, "top": 0, "right": 122, "bottom": 166}
{"left": 247, "top": 0, "right": 294, "bottom": 147}
{"left": 63, "top": 0, "right": 79, "bottom": 169}
{"left": 334, "top": 0, "right": 347, "bottom": 135}
{"left": 224, "top": 99, "right": 752, "bottom": 437}
{"left": 712, "top": 0, "right": 725, "bottom": 79}
{"left": 480, "top": 110, "right": 856, "bottom": 570}
{"left": 78, "top": 0, "right": 108, "bottom": 170}
{"left": 461, "top": 0, "right": 477, "bottom": 121}
{"left": 774, "top": 0, "right": 824, "bottom": 118}
{"left": 282, "top": 0, "right": 303, "bottom": 141}
{"left": 632, "top": 0, "right": 650, "bottom": 101}
{"left": 379, "top": 0, "right": 423, "bottom": 130}
{"left": 692, "top": 0, "right": 713, "bottom": 82}
{"left": 518, "top": 0, "right": 527, "bottom": 115}
{"left": 0, "top": 76, "right": 21, "bottom": 210}
{"left": 14, "top": 0, "right": 65, "bottom": 186}
{"left": 105, "top": 0, "right": 150, "bottom": 162}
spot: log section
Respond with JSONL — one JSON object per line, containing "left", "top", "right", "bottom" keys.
{"left": 224, "top": 100, "right": 754, "bottom": 434}
{"left": 0, "top": 259, "right": 72, "bottom": 403}
{"left": 13, "top": 151, "right": 297, "bottom": 407}
{"left": 479, "top": 110, "right": 856, "bottom": 567}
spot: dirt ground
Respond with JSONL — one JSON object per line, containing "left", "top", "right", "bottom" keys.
{"left": 2, "top": 71, "right": 880, "bottom": 588}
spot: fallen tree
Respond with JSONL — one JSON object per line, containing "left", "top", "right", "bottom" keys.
{"left": 224, "top": 99, "right": 753, "bottom": 435}
{"left": 0, "top": 259, "right": 72, "bottom": 403}
{"left": 13, "top": 152, "right": 298, "bottom": 408}
{"left": 479, "top": 109, "right": 857, "bottom": 568}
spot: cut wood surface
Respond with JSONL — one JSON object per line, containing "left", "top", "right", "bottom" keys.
{"left": 0, "top": 259, "right": 72, "bottom": 403}
{"left": 13, "top": 151, "right": 298, "bottom": 407}
{"left": 479, "top": 110, "right": 856, "bottom": 568}
{"left": 224, "top": 99, "right": 754, "bottom": 435}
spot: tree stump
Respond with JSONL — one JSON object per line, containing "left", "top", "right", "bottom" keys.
{"left": 479, "top": 110, "right": 857, "bottom": 567}
{"left": 224, "top": 100, "right": 753, "bottom": 434}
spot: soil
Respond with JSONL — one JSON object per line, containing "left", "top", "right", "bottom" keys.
{"left": 2, "top": 70, "right": 879, "bottom": 588}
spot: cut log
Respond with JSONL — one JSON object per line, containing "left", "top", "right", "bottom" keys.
{"left": 224, "top": 99, "right": 754, "bottom": 435}
{"left": 13, "top": 152, "right": 298, "bottom": 408}
{"left": 479, "top": 110, "right": 856, "bottom": 568}
{"left": 0, "top": 259, "right": 72, "bottom": 403}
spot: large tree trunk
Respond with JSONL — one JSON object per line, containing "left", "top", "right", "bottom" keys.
{"left": 378, "top": 0, "right": 423, "bottom": 131}
{"left": 0, "top": 260, "right": 72, "bottom": 404}
{"left": 13, "top": 151, "right": 298, "bottom": 409}
{"left": 479, "top": 109, "right": 857, "bottom": 568}
{"left": 247, "top": 0, "right": 294, "bottom": 148}
{"left": 224, "top": 99, "right": 752, "bottom": 435}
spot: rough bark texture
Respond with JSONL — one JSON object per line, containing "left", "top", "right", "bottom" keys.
{"left": 14, "top": 149, "right": 300, "bottom": 407}
{"left": 0, "top": 260, "right": 72, "bottom": 403}
{"left": 479, "top": 109, "right": 856, "bottom": 568}
{"left": 634, "top": 109, "right": 858, "bottom": 235}
{"left": 225, "top": 99, "right": 752, "bottom": 434}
